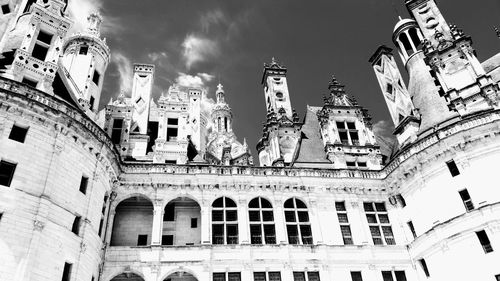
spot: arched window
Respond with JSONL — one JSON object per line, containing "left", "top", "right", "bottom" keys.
{"left": 212, "top": 197, "right": 238, "bottom": 244}
{"left": 249, "top": 197, "right": 276, "bottom": 244}
{"left": 409, "top": 28, "right": 422, "bottom": 50}
{"left": 399, "top": 32, "right": 413, "bottom": 55}
{"left": 284, "top": 198, "right": 312, "bottom": 244}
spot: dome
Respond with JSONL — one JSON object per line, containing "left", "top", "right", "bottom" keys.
{"left": 393, "top": 18, "right": 417, "bottom": 33}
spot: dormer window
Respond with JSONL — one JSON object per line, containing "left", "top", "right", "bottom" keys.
{"left": 32, "top": 30, "right": 53, "bottom": 61}
{"left": 336, "top": 121, "right": 359, "bottom": 145}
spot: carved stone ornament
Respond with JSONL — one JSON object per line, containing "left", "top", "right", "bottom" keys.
{"left": 33, "top": 220, "right": 45, "bottom": 231}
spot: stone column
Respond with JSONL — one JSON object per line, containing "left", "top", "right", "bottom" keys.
{"left": 238, "top": 198, "right": 249, "bottom": 244}
{"left": 151, "top": 199, "right": 163, "bottom": 246}
{"left": 274, "top": 199, "right": 288, "bottom": 244}
{"left": 309, "top": 199, "right": 324, "bottom": 245}
{"left": 201, "top": 202, "right": 211, "bottom": 244}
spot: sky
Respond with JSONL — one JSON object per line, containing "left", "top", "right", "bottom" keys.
{"left": 68, "top": 0, "right": 500, "bottom": 157}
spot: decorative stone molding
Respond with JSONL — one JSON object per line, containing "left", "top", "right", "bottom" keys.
{"left": 33, "top": 220, "right": 45, "bottom": 231}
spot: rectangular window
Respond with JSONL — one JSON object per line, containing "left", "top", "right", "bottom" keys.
{"left": 98, "top": 218, "right": 104, "bottom": 236}
{"left": 37, "top": 30, "right": 53, "bottom": 45}
{"left": 9, "top": 124, "right": 28, "bottom": 143}
{"left": 350, "top": 271, "right": 363, "bottom": 281}
{"left": 191, "top": 217, "right": 197, "bottom": 228}
{"left": 111, "top": 119, "right": 123, "bottom": 144}
{"left": 72, "top": 216, "right": 81, "bottom": 235}
{"left": 476, "top": 230, "right": 493, "bottom": 253}
{"left": 32, "top": 43, "right": 49, "bottom": 61}
{"left": 212, "top": 224, "right": 224, "bottom": 244}
{"left": 458, "top": 189, "right": 474, "bottom": 212}
{"left": 22, "top": 77, "right": 38, "bottom": 87}
{"left": 419, "top": 259, "right": 430, "bottom": 277}
{"left": 213, "top": 273, "right": 241, "bottom": 281}
{"left": 89, "top": 96, "right": 95, "bottom": 111}
{"left": 163, "top": 203, "right": 175, "bottom": 221}
{"left": 0, "top": 160, "right": 16, "bottom": 187}
{"left": 167, "top": 127, "right": 178, "bottom": 141}
{"left": 161, "top": 235, "right": 173, "bottom": 245}
{"left": 79, "top": 45, "right": 88, "bottom": 55}
{"left": 79, "top": 176, "right": 88, "bottom": 194}
{"left": 1, "top": 4, "right": 10, "bottom": 14}
{"left": 293, "top": 272, "right": 320, "bottom": 281}
{"left": 335, "top": 201, "right": 353, "bottom": 245}
{"left": 495, "top": 274, "right": 500, "bottom": 281}
{"left": 382, "top": 271, "right": 407, "bottom": 281}
{"left": 446, "top": 160, "right": 460, "bottom": 177}
{"left": 137, "top": 234, "right": 148, "bottom": 246}
{"left": 364, "top": 202, "right": 395, "bottom": 245}
{"left": 92, "top": 70, "right": 101, "bottom": 86}
{"left": 253, "top": 272, "right": 281, "bottom": 281}
{"left": 61, "top": 262, "right": 72, "bottom": 281}
{"left": 337, "top": 121, "right": 359, "bottom": 145}
{"left": 407, "top": 221, "right": 417, "bottom": 239}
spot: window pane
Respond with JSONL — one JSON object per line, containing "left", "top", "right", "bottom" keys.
{"left": 382, "top": 271, "right": 394, "bottom": 281}
{"left": 226, "top": 224, "right": 238, "bottom": 244}
{"left": 308, "top": 272, "right": 320, "bottom": 281}
{"left": 287, "top": 225, "right": 299, "bottom": 244}
{"left": 264, "top": 225, "right": 276, "bottom": 244}
{"left": 375, "top": 202, "right": 386, "bottom": 212}
{"left": 363, "top": 202, "right": 374, "bottom": 212}
{"left": 212, "top": 224, "right": 224, "bottom": 244}
{"left": 225, "top": 197, "right": 237, "bottom": 207}
{"left": 228, "top": 273, "right": 241, "bottom": 281}
{"left": 167, "top": 118, "right": 178, "bottom": 125}
{"left": 249, "top": 210, "right": 260, "bottom": 221}
{"left": 284, "top": 199, "right": 294, "bottom": 208}
{"left": 213, "top": 197, "right": 224, "bottom": 207}
{"left": 9, "top": 125, "right": 28, "bottom": 143}
{"left": 335, "top": 201, "right": 346, "bottom": 211}
{"left": 300, "top": 225, "right": 313, "bottom": 244}
{"left": 366, "top": 214, "right": 377, "bottom": 223}
{"left": 226, "top": 210, "right": 238, "bottom": 221}
{"left": 346, "top": 122, "right": 356, "bottom": 129}
{"left": 395, "top": 271, "right": 407, "bottom": 281}
{"left": 297, "top": 211, "right": 309, "bottom": 222}
{"left": 338, "top": 213, "right": 349, "bottom": 223}
{"left": 254, "top": 272, "right": 266, "bottom": 281}
{"left": 261, "top": 198, "right": 272, "bottom": 208}
{"left": 250, "top": 225, "right": 262, "bottom": 244}
{"left": 382, "top": 226, "right": 395, "bottom": 245}
{"left": 213, "top": 273, "right": 226, "bottom": 281}
{"left": 32, "top": 44, "right": 48, "bottom": 61}
{"left": 37, "top": 30, "right": 53, "bottom": 44}
{"left": 0, "top": 160, "right": 16, "bottom": 187}
{"left": 351, "top": 271, "right": 363, "bottom": 281}
{"left": 378, "top": 214, "right": 390, "bottom": 224}
{"left": 249, "top": 198, "right": 259, "bottom": 208}
{"left": 293, "top": 272, "right": 305, "bottom": 281}
{"left": 268, "top": 272, "right": 281, "bottom": 281}
{"left": 336, "top": 121, "right": 345, "bottom": 129}
{"left": 212, "top": 210, "right": 224, "bottom": 221}
{"left": 295, "top": 199, "right": 307, "bottom": 209}
{"left": 285, "top": 211, "right": 296, "bottom": 222}
{"left": 262, "top": 210, "right": 274, "bottom": 221}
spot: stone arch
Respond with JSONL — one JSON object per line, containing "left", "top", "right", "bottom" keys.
{"left": 110, "top": 195, "right": 154, "bottom": 246}
{"left": 112, "top": 192, "right": 155, "bottom": 209}
{"left": 161, "top": 268, "right": 199, "bottom": 281}
{"left": 161, "top": 193, "right": 202, "bottom": 209}
{"left": 161, "top": 196, "right": 201, "bottom": 246}
{"left": 210, "top": 194, "right": 238, "bottom": 207}
{"left": 106, "top": 269, "right": 146, "bottom": 281}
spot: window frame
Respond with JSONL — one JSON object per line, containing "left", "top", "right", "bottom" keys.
{"left": 476, "top": 230, "right": 493, "bottom": 253}
{"left": 8, "top": 124, "right": 29, "bottom": 143}
{"left": 0, "top": 160, "right": 17, "bottom": 187}
{"left": 364, "top": 202, "right": 395, "bottom": 245}
{"left": 249, "top": 197, "right": 276, "bottom": 245}
{"left": 336, "top": 120, "right": 360, "bottom": 146}
{"left": 79, "top": 175, "right": 88, "bottom": 194}
{"left": 335, "top": 201, "right": 353, "bottom": 245}
{"left": 212, "top": 197, "right": 238, "bottom": 245}
{"left": 32, "top": 29, "right": 53, "bottom": 61}
{"left": 284, "top": 198, "right": 313, "bottom": 245}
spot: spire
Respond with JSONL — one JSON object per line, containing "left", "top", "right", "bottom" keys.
{"left": 87, "top": 12, "right": 103, "bottom": 36}
{"left": 325, "top": 76, "right": 358, "bottom": 107}
{"left": 216, "top": 83, "right": 225, "bottom": 104}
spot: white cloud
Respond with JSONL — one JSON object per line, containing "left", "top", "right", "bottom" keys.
{"left": 175, "top": 72, "right": 214, "bottom": 88}
{"left": 372, "top": 120, "right": 392, "bottom": 137}
{"left": 200, "top": 9, "right": 226, "bottom": 33}
{"left": 112, "top": 52, "right": 133, "bottom": 94}
{"left": 67, "top": 0, "right": 121, "bottom": 35}
{"left": 148, "top": 52, "right": 168, "bottom": 63}
{"left": 181, "top": 34, "right": 219, "bottom": 69}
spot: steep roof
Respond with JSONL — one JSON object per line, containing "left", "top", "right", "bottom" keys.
{"left": 292, "top": 106, "right": 331, "bottom": 168}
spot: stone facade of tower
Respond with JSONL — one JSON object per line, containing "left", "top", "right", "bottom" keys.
{"left": 1, "top": 1, "right": 500, "bottom": 281}
{"left": 61, "top": 12, "right": 110, "bottom": 118}
{"left": 257, "top": 58, "right": 302, "bottom": 167}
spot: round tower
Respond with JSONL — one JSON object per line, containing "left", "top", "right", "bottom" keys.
{"left": 392, "top": 18, "right": 423, "bottom": 65}
{"left": 212, "top": 83, "right": 232, "bottom": 133}
{"left": 62, "top": 13, "right": 110, "bottom": 114}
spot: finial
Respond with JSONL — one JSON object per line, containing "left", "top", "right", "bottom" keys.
{"left": 272, "top": 57, "right": 276, "bottom": 64}
{"left": 217, "top": 83, "right": 224, "bottom": 93}
{"left": 87, "top": 12, "right": 103, "bottom": 36}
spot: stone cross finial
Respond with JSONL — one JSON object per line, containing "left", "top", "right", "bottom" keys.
{"left": 87, "top": 12, "right": 103, "bottom": 36}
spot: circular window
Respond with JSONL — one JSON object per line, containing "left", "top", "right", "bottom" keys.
{"left": 276, "top": 92, "right": 284, "bottom": 100}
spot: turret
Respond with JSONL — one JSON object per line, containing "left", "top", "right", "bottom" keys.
{"left": 61, "top": 12, "right": 110, "bottom": 115}
{"left": 392, "top": 17, "right": 456, "bottom": 134}
{"left": 0, "top": 0, "right": 72, "bottom": 94}
{"left": 257, "top": 58, "right": 302, "bottom": 167}
{"left": 131, "top": 64, "right": 154, "bottom": 135}
{"left": 405, "top": 0, "right": 499, "bottom": 116}
{"left": 316, "top": 76, "right": 383, "bottom": 169}
{"left": 369, "top": 45, "right": 419, "bottom": 146}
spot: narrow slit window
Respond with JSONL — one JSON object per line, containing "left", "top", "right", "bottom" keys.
{"left": 458, "top": 189, "right": 474, "bottom": 212}
{"left": 92, "top": 70, "right": 101, "bottom": 86}
{"left": 191, "top": 217, "right": 197, "bottom": 228}
{"left": 79, "top": 176, "right": 88, "bottom": 194}
{"left": 0, "top": 160, "right": 17, "bottom": 187}
{"left": 61, "top": 262, "right": 72, "bottom": 281}
{"left": 71, "top": 216, "right": 81, "bottom": 235}
{"left": 336, "top": 201, "right": 353, "bottom": 245}
{"left": 164, "top": 202, "right": 175, "bottom": 221}
{"left": 9, "top": 125, "right": 28, "bottom": 143}
{"left": 419, "top": 259, "right": 430, "bottom": 277}
{"left": 446, "top": 160, "right": 460, "bottom": 177}
{"left": 476, "top": 230, "right": 493, "bottom": 253}
{"left": 111, "top": 118, "right": 123, "bottom": 144}
{"left": 408, "top": 221, "right": 417, "bottom": 239}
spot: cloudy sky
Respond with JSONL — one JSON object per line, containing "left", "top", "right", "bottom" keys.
{"left": 69, "top": 0, "right": 500, "bottom": 155}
